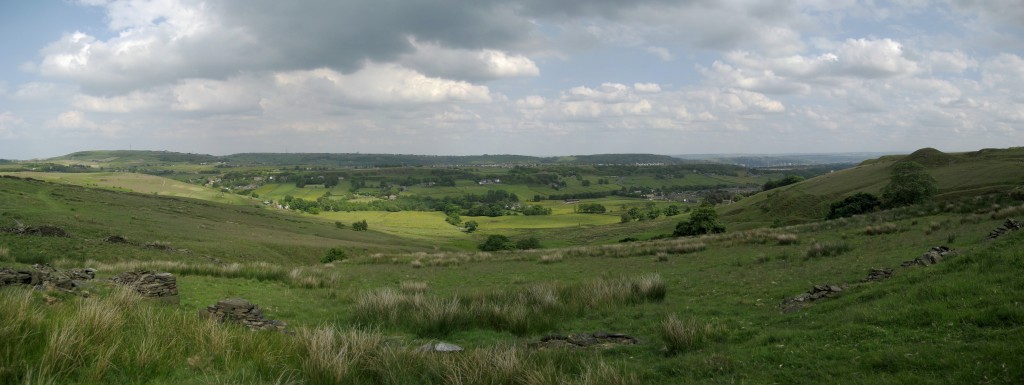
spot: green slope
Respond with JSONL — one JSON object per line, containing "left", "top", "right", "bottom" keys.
{"left": 723, "top": 147, "right": 1024, "bottom": 227}
{"left": 0, "top": 175, "right": 435, "bottom": 265}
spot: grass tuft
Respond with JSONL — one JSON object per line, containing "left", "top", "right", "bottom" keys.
{"left": 864, "top": 223, "right": 899, "bottom": 235}
{"left": 804, "top": 241, "right": 852, "bottom": 259}
{"left": 661, "top": 314, "right": 726, "bottom": 355}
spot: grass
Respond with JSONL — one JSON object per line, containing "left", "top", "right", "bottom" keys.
{"left": 804, "top": 241, "right": 852, "bottom": 259}
{"left": 4, "top": 160, "right": 1024, "bottom": 384}
{"left": 661, "top": 314, "right": 727, "bottom": 354}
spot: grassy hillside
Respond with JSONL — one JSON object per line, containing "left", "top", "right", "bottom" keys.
{"left": 1, "top": 174, "right": 1022, "bottom": 384}
{"left": 0, "top": 176, "right": 434, "bottom": 265}
{"left": 722, "top": 147, "right": 1024, "bottom": 227}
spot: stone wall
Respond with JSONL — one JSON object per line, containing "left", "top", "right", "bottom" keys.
{"left": 0, "top": 264, "right": 95, "bottom": 292}
{"left": 200, "top": 298, "right": 288, "bottom": 332}
{"left": 110, "top": 270, "right": 179, "bottom": 304}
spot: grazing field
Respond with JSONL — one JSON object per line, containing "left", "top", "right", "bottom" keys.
{"left": 2, "top": 149, "right": 1023, "bottom": 384}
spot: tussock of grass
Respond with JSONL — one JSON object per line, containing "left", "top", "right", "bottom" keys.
{"left": 864, "top": 223, "right": 899, "bottom": 235}
{"left": 661, "top": 314, "right": 727, "bottom": 354}
{"left": 400, "top": 280, "right": 429, "bottom": 294}
{"left": 804, "top": 241, "right": 852, "bottom": 259}
{"left": 355, "top": 274, "right": 666, "bottom": 336}
{"left": 0, "top": 287, "right": 638, "bottom": 385}
{"left": 539, "top": 253, "right": 564, "bottom": 264}
{"left": 0, "top": 245, "right": 10, "bottom": 262}
{"left": 775, "top": 234, "right": 799, "bottom": 245}
{"left": 990, "top": 203, "right": 1024, "bottom": 219}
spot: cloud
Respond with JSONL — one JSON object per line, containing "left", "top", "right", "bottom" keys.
{"left": 399, "top": 39, "right": 540, "bottom": 82}
{"left": 643, "top": 46, "right": 674, "bottom": 61}
{"left": 0, "top": 112, "right": 24, "bottom": 138}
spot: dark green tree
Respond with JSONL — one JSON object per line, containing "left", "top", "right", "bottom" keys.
{"left": 352, "top": 220, "right": 369, "bottom": 231}
{"left": 673, "top": 206, "right": 725, "bottom": 236}
{"left": 664, "top": 205, "right": 681, "bottom": 217}
{"left": 827, "top": 192, "right": 881, "bottom": 219}
{"left": 881, "top": 162, "right": 937, "bottom": 208}
{"left": 515, "top": 236, "right": 541, "bottom": 250}
{"left": 464, "top": 220, "right": 479, "bottom": 233}
{"left": 479, "top": 234, "right": 515, "bottom": 251}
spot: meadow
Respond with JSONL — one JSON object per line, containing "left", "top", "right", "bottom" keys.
{"left": 1, "top": 148, "right": 1023, "bottom": 384}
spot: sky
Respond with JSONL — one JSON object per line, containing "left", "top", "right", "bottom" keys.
{"left": 0, "top": 0, "right": 1022, "bottom": 159}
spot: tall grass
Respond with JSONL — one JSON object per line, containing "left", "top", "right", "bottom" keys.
{"left": 804, "top": 241, "right": 852, "bottom": 259}
{"left": 864, "top": 222, "right": 899, "bottom": 235}
{"left": 0, "top": 287, "right": 638, "bottom": 384}
{"left": 0, "top": 244, "right": 10, "bottom": 262}
{"left": 661, "top": 314, "right": 727, "bottom": 355}
{"left": 354, "top": 274, "right": 666, "bottom": 336}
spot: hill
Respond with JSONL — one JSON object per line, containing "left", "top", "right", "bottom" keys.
{"left": 46, "top": 150, "right": 687, "bottom": 168}
{"left": 721, "top": 147, "right": 1024, "bottom": 227}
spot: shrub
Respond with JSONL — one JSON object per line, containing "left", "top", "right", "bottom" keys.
{"left": 515, "top": 236, "right": 541, "bottom": 250}
{"left": 827, "top": 192, "right": 881, "bottom": 219}
{"left": 334, "top": 221, "right": 346, "bottom": 229}
{"left": 464, "top": 221, "right": 478, "bottom": 233}
{"left": 321, "top": 248, "right": 347, "bottom": 264}
{"left": 479, "top": 235, "right": 516, "bottom": 251}
{"left": 352, "top": 220, "right": 368, "bottom": 231}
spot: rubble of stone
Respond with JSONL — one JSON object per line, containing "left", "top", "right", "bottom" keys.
{"left": 530, "top": 332, "right": 639, "bottom": 349}
{"left": 987, "top": 219, "right": 1021, "bottom": 240}
{"left": 200, "top": 298, "right": 288, "bottom": 332}
{"left": 0, "top": 264, "right": 96, "bottom": 293}
{"left": 3, "top": 224, "right": 69, "bottom": 237}
{"left": 900, "top": 246, "right": 953, "bottom": 267}
{"left": 104, "top": 235, "right": 131, "bottom": 244}
{"left": 110, "top": 270, "right": 179, "bottom": 304}
{"left": 415, "top": 342, "right": 464, "bottom": 352}
{"left": 780, "top": 284, "right": 844, "bottom": 313}
{"left": 862, "top": 268, "right": 894, "bottom": 282}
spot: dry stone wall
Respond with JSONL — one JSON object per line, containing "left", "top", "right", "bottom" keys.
{"left": 110, "top": 270, "right": 179, "bottom": 304}
{"left": 200, "top": 298, "right": 288, "bottom": 332}
{"left": 0, "top": 264, "right": 95, "bottom": 293}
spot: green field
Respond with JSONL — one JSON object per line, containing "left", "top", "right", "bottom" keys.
{"left": 1, "top": 149, "right": 1023, "bottom": 384}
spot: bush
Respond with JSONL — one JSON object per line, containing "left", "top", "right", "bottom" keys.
{"left": 478, "top": 235, "right": 516, "bottom": 251}
{"left": 464, "top": 221, "right": 478, "bottom": 233}
{"left": 334, "top": 221, "right": 346, "bottom": 229}
{"left": 763, "top": 175, "right": 804, "bottom": 191}
{"left": 515, "top": 236, "right": 541, "bottom": 250}
{"left": 827, "top": 193, "right": 881, "bottom": 219}
{"left": 321, "top": 248, "right": 347, "bottom": 264}
{"left": 352, "top": 220, "right": 368, "bottom": 231}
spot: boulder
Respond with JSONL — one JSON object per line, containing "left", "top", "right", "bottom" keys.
{"left": 416, "top": 342, "right": 464, "bottom": 352}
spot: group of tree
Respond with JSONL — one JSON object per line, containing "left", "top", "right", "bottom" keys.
{"left": 825, "top": 161, "right": 937, "bottom": 219}
{"left": 762, "top": 175, "right": 805, "bottom": 191}
{"left": 478, "top": 235, "right": 541, "bottom": 251}
{"left": 673, "top": 205, "right": 725, "bottom": 236}
{"left": 576, "top": 203, "right": 607, "bottom": 213}
{"left": 620, "top": 202, "right": 669, "bottom": 222}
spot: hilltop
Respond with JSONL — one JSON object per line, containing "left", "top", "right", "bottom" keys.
{"left": 722, "top": 147, "right": 1024, "bottom": 227}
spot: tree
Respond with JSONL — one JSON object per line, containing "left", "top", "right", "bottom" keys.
{"left": 352, "top": 220, "right": 369, "bottom": 231}
{"left": 673, "top": 206, "right": 725, "bottom": 236}
{"left": 762, "top": 175, "right": 805, "bottom": 191}
{"left": 881, "top": 162, "right": 937, "bottom": 208}
{"left": 479, "top": 234, "right": 515, "bottom": 251}
{"left": 664, "top": 205, "right": 681, "bottom": 217}
{"left": 464, "top": 220, "right": 479, "bottom": 233}
{"left": 827, "top": 193, "right": 881, "bottom": 219}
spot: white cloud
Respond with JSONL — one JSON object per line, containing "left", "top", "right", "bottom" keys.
{"left": 833, "top": 38, "right": 919, "bottom": 78}
{"left": 0, "top": 112, "right": 24, "bottom": 138}
{"left": 981, "top": 54, "right": 1024, "bottom": 90}
{"left": 271, "top": 64, "right": 492, "bottom": 108}
{"left": 643, "top": 46, "right": 674, "bottom": 61}
{"left": 634, "top": 83, "right": 661, "bottom": 93}
{"left": 400, "top": 39, "right": 539, "bottom": 81}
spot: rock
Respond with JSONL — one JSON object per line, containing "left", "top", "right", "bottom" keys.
{"left": 416, "top": 342, "right": 464, "bottom": 352}
{"left": 863, "top": 268, "right": 894, "bottom": 282}
{"left": 901, "top": 246, "right": 954, "bottom": 267}
{"left": 0, "top": 264, "right": 96, "bottom": 294}
{"left": 530, "top": 332, "right": 639, "bottom": 349}
{"left": 104, "top": 235, "right": 130, "bottom": 244}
